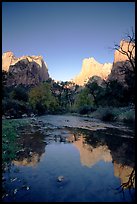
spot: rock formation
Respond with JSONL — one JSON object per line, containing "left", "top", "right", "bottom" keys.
{"left": 108, "top": 40, "right": 135, "bottom": 84}
{"left": 2, "top": 51, "right": 17, "bottom": 72}
{"left": 73, "top": 135, "right": 112, "bottom": 168}
{"left": 114, "top": 40, "right": 135, "bottom": 63}
{"left": 72, "top": 40, "right": 135, "bottom": 86}
{"left": 2, "top": 51, "right": 49, "bottom": 86}
{"left": 72, "top": 57, "right": 112, "bottom": 86}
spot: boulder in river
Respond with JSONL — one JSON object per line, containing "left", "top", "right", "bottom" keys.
{"left": 57, "top": 176, "right": 64, "bottom": 182}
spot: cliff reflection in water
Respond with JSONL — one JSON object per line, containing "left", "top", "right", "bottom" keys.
{"left": 73, "top": 136, "right": 112, "bottom": 167}
{"left": 12, "top": 125, "right": 135, "bottom": 188}
{"left": 67, "top": 128, "right": 135, "bottom": 188}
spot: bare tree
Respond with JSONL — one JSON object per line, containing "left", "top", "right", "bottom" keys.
{"left": 111, "top": 29, "right": 135, "bottom": 105}
{"left": 116, "top": 167, "right": 135, "bottom": 202}
{"left": 114, "top": 28, "right": 135, "bottom": 73}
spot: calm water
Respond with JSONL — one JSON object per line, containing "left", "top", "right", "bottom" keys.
{"left": 2, "top": 115, "right": 135, "bottom": 202}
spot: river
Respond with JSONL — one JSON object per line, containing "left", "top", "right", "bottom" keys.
{"left": 2, "top": 115, "right": 135, "bottom": 202}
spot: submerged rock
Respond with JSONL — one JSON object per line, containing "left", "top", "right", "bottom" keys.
{"left": 57, "top": 176, "right": 64, "bottom": 182}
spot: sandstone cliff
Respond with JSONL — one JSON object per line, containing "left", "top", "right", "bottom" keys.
{"left": 108, "top": 40, "right": 135, "bottom": 83}
{"left": 2, "top": 51, "right": 17, "bottom": 72}
{"left": 2, "top": 51, "right": 49, "bottom": 86}
{"left": 72, "top": 57, "right": 112, "bottom": 86}
{"left": 114, "top": 40, "right": 135, "bottom": 63}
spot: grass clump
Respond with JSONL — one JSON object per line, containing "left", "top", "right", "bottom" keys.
{"left": 2, "top": 119, "right": 29, "bottom": 169}
{"left": 117, "top": 109, "right": 135, "bottom": 124}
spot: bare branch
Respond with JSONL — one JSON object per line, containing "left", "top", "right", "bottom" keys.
{"left": 114, "top": 28, "right": 135, "bottom": 73}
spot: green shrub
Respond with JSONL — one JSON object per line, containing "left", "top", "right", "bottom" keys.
{"left": 91, "top": 106, "right": 135, "bottom": 124}
{"left": 99, "top": 108, "right": 116, "bottom": 121}
{"left": 78, "top": 105, "right": 92, "bottom": 114}
{"left": 91, "top": 107, "right": 117, "bottom": 121}
{"left": 73, "top": 87, "right": 94, "bottom": 113}
{"left": 2, "top": 99, "right": 31, "bottom": 118}
{"left": 10, "top": 85, "right": 28, "bottom": 102}
{"left": 117, "top": 109, "right": 135, "bottom": 123}
{"left": 102, "top": 112, "right": 115, "bottom": 121}
{"left": 2, "top": 119, "right": 29, "bottom": 168}
{"left": 28, "top": 82, "right": 59, "bottom": 114}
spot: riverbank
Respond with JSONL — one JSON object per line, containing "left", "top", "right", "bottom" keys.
{"left": 2, "top": 119, "right": 30, "bottom": 170}
{"left": 2, "top": 109, "right": 135, "bottom": 171}
{"left": 2, "top": 114, "right": 135, "bottom": 202}
{"left": 70, "top": 106, "right": 135, "bottom": 125}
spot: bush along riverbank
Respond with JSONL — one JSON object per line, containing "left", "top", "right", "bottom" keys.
{"left": 83, "top": 106, "right": 135, "bottom": 124}
{"left": 70, "top": 106, "right": 135, "bottom": 125}
{"left": 2, "top": 119, "right": 29, "bottom": 170}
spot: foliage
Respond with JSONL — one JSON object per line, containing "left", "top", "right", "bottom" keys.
{"left": 46, "top": 80, "right": 79, "bottom": 113}
{"left": 73, "top": 88, "right": 94, "bottom": 113}
{"left": 124, "top": 68, "right": 135, "bottom": 104}
{"left": 2, "top": 98, "right": 31, "bottom": 117}
{"left": 2, "top": 119, "right": 29, "bottom": 169}
{"left": 2, "top": 75, "right": 30, "bottom": 117}
{"left": 78, "top": 105, "right": 94, "bottom": 115}
{"left": 92, "top": 107, "right": 117, "bottom": 121}
{"left": 86, "top": 78, "right": 132, "bottom": 107}
{"left": 86, "top": 77, "right": 106, "bottom": 107}
{"left": 10, "top": 85, "right": 28, "bottom": 102}
{"left": 90, "top": 106, "right": 135, "bottom": 123}
{"left": 117, "top": 108, "right": 135, "bottom": 124}
{"left": 104, "top": 80, "right": 128, "bottom": 107}
{"left": 28, "top": 82, "right": 59, "bottom": 114}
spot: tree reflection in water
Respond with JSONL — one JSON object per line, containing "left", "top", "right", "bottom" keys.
{"left": 116, "top": 167, "right": 135, "bottom": 202}
{"left": 68, "top": 127, "right": 135, "bottom": 201}
{"left": 3, "top": 121, "right": 135, "bottom": 202}
{"left": 15, "top": 126, "right": 135, "bottom": 195}
{"left": 13, "top": 129, "right": 46, "bottom": 167}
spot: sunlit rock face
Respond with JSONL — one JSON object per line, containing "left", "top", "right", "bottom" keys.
{"left": 108, "top": 40, "right": 135, "bottom": 83}
{"left": 2, "top": 51, "right": 49, "bottom": 86}
{"left": 114, "top": 40, "right": 135, "bottom": 63}
{"left": 113, "top": 161, "right": 135, "bottom": 188}
{"left": 72, "top": 135, "right": 112, "bottom": 167}
{"left": 2, "top": 51, "right": 17, "bottom": 72}
{"left": 72, "top": 57, "right": 112, "bottom": 86}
